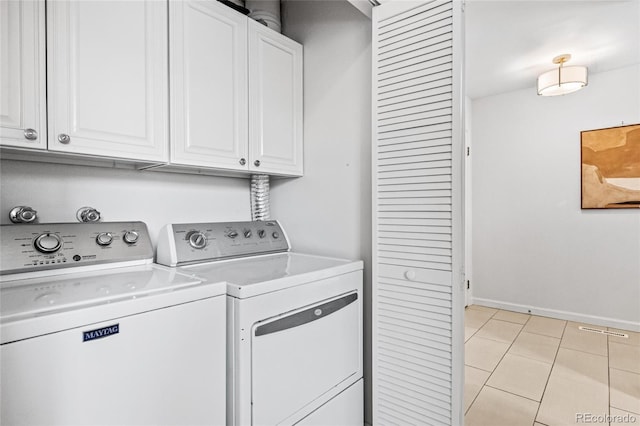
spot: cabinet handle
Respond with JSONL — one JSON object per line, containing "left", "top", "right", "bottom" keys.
{"left": 254, "top": 160, "right": 261, "bottom": 167}
{"left": 239, "top": 158, "right": 246, "bottom": 166}
{"left": 24, "top": 128, "right": 38, "bottom": 140}
{"left": 58, "top": 134, "right": 70, "bottom": 144}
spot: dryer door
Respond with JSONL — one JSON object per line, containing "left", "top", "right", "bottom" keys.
{"left": 251, "top": 291, "right": 360, "bottom": 425}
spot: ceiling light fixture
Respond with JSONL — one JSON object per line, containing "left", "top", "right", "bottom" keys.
{"left": 537, "top": 54, "right": 588, "bottom": 96}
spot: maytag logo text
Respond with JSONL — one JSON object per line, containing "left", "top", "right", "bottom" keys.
{"left": 83, "top": 324, "right": 120, "bottom": 342}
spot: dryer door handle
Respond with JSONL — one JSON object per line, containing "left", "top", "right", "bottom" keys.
{"left": 254, "top": 292, "right": 358, "bottom": 337}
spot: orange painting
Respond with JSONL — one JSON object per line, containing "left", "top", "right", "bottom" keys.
{"left": 581, "top": 124, "right": 640, "bottom": 209}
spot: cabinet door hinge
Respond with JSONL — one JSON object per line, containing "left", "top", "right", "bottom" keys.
{"left": 466, "top": 147, "right": 470, "bottom": 156}
{"left": 467, "top": 280, "right": 470, "bottom": 290}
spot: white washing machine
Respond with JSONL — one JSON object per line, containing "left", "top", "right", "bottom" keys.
{"left": 157, "top": 220, "right": 364, "bottom": 426}
{"left": 0, "top": 221, "right": 227, "bottom": 425}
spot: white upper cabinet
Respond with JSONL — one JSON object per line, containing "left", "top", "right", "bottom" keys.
{"left": 47, "top": 0, "right": 168, "bottom": 162}
{"left": 248, "top": 20, "right": 303, "bottom": 176}
{"left": 1, "top": 0, "right": 302, "bottom": 176}
{"left": 0, "top": 0, "right": 47, "bottom": 150}
{"left": 169, "top": 3, "right": 303, "bottom": 177}
{"left": 169, "top": 0, "right": 248, "bottom": 170}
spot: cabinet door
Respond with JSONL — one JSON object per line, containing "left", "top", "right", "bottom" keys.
{"left": 170, "top": 0, "right": 248, "bottom": 170}
{"left": 0, "top": 0, "right": 46, "bottom": 150}
{"left": 248, "top": 21, "right": 303, "bottom": 176}
{"left": 47, "top": 1, "right": 168, "bottom": 162}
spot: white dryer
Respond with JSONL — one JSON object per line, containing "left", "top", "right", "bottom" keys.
{"left": 0, "top": 222, "right": 227, "bottom": 425}
{"left": 157, "top": 220, "right": 364, "bottom": 426}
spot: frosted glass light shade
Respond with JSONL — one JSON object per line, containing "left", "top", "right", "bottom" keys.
{"left": 537, "top": 65, "right": 588, "bottom": 96}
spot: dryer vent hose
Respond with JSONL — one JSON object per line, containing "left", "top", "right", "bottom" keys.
{"left": 250, "top": 174, "right": 270, "bottom": 221}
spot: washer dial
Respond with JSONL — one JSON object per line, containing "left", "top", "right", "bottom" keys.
{"left": 34, "top": 233, "right": 63, "bottom": 253}
{"left": 96, "top": 232, "right": 114, "bottom": 246}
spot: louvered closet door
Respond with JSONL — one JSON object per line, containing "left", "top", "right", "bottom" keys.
{"left": 372, "top": 1, "right": 464, "bottom": 425}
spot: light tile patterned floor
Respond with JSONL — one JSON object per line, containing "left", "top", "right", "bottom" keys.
{"left": 464, "top": 305, "right": 640, "bottom": 426}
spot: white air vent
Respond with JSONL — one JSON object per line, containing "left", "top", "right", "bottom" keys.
{"left": 578, "top": 326, "right": 628, "bottom": 338}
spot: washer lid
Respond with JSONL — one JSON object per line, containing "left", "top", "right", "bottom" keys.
{"left": 1, "top": 264, "right": 226, "bottom": 343}
{"left": 182, "top": 252, "right": 363, "bottom": 298}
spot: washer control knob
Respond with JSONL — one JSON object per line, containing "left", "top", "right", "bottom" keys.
{"left": 96, "top": 232, "right": 113, "bottom": 246}
{"left": 34, "top": 233, "right": 63, "bottom": 253}
{"left": 123, "top": 230, "right": 139, "bottom": 244}
{"left": 228, "top": 230, "right": 239, "bottom": 239}
{"left": 272, "top": 231, "right": 280, "bottom": 239}
{"left": 258, "top": 229, "right": 266, "bottom": 239}
{"left": 188, "top": 232, "right": 207, "bottom": 249}
{"left": 244, "top": 230, "right": 252, "bottom": 238}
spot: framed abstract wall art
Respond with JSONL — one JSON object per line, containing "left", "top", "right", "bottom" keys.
{"left": 581, "top": 124, "right": 640, "bottom": 209}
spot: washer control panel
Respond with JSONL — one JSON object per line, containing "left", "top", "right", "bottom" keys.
{"left": 0, "top": 222, "right": 153, "bottom": 275}
{"left": 157, "top": 220, "right": 290, "bottom": 266}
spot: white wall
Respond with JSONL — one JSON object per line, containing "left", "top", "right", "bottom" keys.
{"left": 0, "top": 161, "right": 251, "bottom": 246}
{"left": 273, "top": 0, "right": 373, "bottom": 421}
{"left": 471, "top": 64, "right": 640, "bottom": 330}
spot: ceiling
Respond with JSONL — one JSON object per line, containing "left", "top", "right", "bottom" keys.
{"left": 465, "top": 0, "right": 640, "bottom": 99}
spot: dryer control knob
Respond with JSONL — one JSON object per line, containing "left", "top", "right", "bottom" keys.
{"left": 244, "top": 230, "right": 252, "bottom": 238}
{"left": 258, "top": 229, "right": 266, "bottom": 239}
{"left": 272, "top": 231, "right": 280, "bottom": 239}
{"left": 188, "top": 232, "right": 207, "bottom": 249}
{"left": 123, "top": 231, "right": 139, "bottom": 244}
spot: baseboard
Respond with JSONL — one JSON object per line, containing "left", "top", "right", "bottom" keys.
{"left": 471, "top": 297, "right": 640, "bottom": 332}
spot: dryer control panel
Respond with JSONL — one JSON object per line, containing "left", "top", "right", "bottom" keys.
{"left": 157, "top": 221, "right": 290, "bottom": 267}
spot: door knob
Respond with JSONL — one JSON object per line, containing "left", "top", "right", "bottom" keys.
{"left": 404, "top": 270, "right": 416, "bottom": 281}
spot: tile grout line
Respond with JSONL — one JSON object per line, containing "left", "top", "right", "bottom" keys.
{"left": 532, "top": 319, "right": 568, "bottom": 424}
{"left": 610, "top": 366, "right": 640, "bottom": 375}
{"left": 471, "top": 318, "right": 531, "bottom": 345}
{"left": 463, "top": 307, "right": 499, "bottom": 415}
{"left": 483, "top": 383, "right": 542, "bottom": 404}
{"left": 463, "top": 307, "right": 492, "bottom": 342}
{"left": 466, "top": 311, "right": 532, "bottom": 417}
{"left": 608, "top": 343, "right": 640, "bottom": 375}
